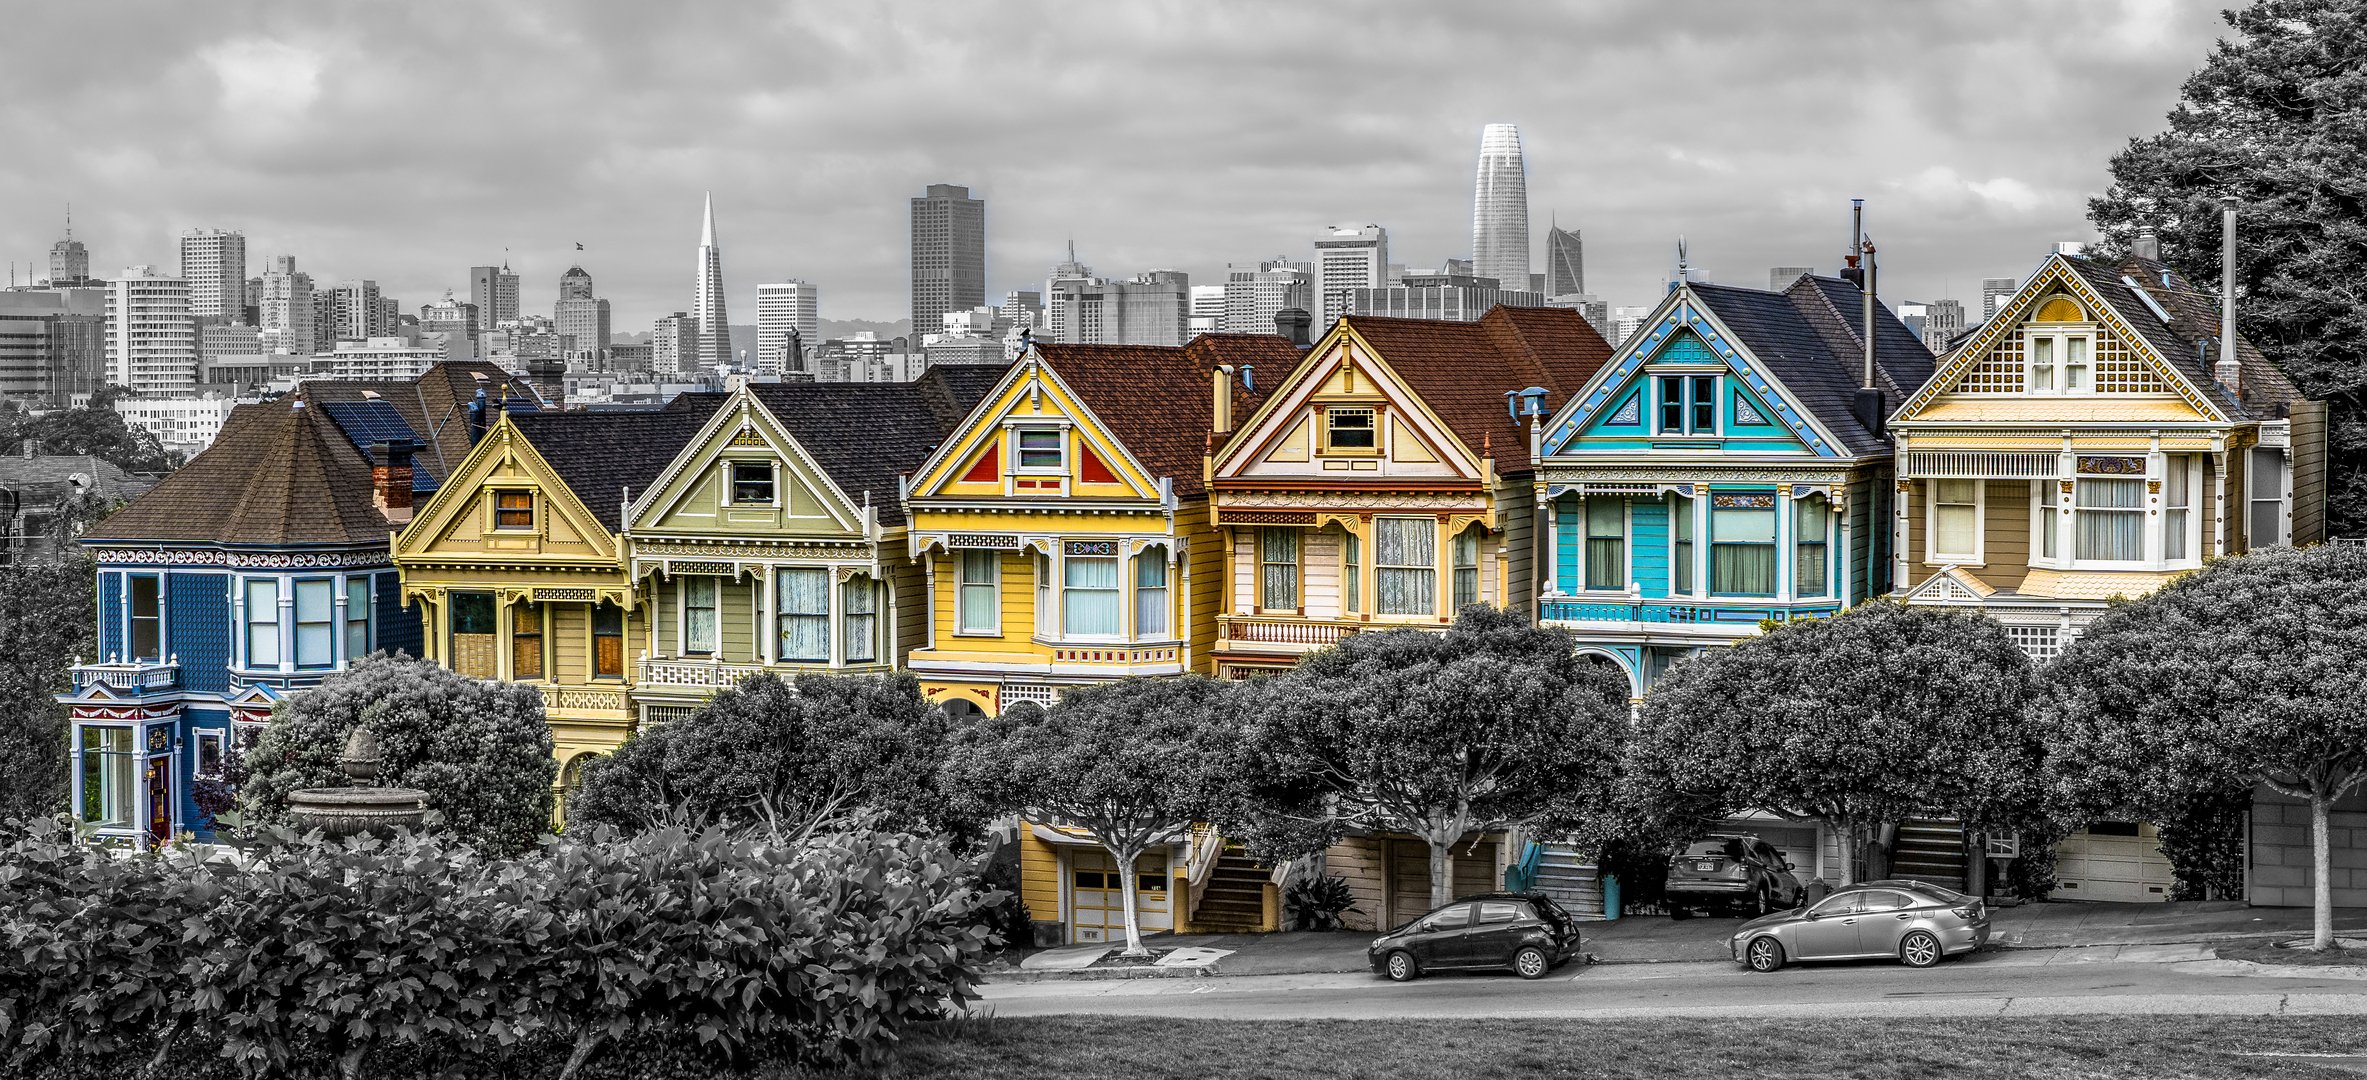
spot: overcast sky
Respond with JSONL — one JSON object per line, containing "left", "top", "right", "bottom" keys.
{"left": 2, "top": 1, "right": 2227, "bottom": 332}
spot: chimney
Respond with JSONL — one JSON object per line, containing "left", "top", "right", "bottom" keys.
{"left": 2132, "top": 227, "right": 2161, "bottom": 262}
{"left": 1852, "top": 231, "right": 1887, "bottom": 437}
{"left": 2206, "top": 196, "right": 2243, "bottom": 395}
{"left": 467, "top": 388, "right": 488, "bottom": 443}
{"left": 1840, "top": 198, "right": 1865, "bottom": 287}
{"left": 1275, "top": 308, "right": 1313, "bottom": 348}
{"left": 372, "top": 439, "right": 416, "bottom": 525}
{"left": 1212, "top": 364, "right": 1235, "bottom": 434}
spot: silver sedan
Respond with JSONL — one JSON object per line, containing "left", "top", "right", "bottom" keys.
{"left": 1727, "top": 879, "right": 1991, "bottom": 972}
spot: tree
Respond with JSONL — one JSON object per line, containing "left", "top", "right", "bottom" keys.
{"left": 0, "top": 386, "right": 181, "bottom": 474}
{"left": 1625, "top": 601, "right": 2042, "bottom": 885}
{"left": 238, "top": 653, "right": 556, "bottom": 855}
{"left": 1237, "top": 606, "right": 1632, "bottom": 911}
{"left": 0, "top": 551, "right": 94, "bottom": 827}
{"left": 2086, "top": 0, "right": 2367, "bottom": 532}
{"left": 567, "top": 672, "right": 965, "bottom": 839}
{"left": 2047, "top": 545, "right": 2367, "bottom": 950}
{"left": 941, "top": 676, "right": 1241, "bottom": 957}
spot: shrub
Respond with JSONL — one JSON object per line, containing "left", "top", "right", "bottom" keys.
{"left": 1284, "top": 874, "right": 1361, "bottom": 932}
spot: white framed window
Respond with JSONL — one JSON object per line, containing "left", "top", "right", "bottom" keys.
{"left": 1928, "top": 479, "right": 1983, "bottom": 563}
{"left": 777, "top": 568, "right": 830, "bottom": 662}
{"left": 194, "top": 729, "right": 227, "bottom": 779}
{"left": 1034, "top": 551, "right": 1054, "bottom": 637}
{"left": 1134, "top": 549, "right": 1169, "bottom": 639}
{"left": 683, "top": 576, "right": 719, "bottom": 654}
{"left": 245, "top": 578, "right": 281, "bottom": 667}
{"left": 1795, "top": 495, "right": 1831, "bottom": 598}
{"left": 1063, "top": 551, "right": 1122, "bottom": 637}
{"left": 2249, "top": 447, "right": 2286, "bottom": 549}
{"left": 1015, "top": 427, "right": 1064, "bottom": 471}
{"left": 1375, "top": 516, "right": 1437, "bottom": 616}
{"left": 1656, "top": 374, "right": 1718, "bottom": 435}
{"left": 344, "top": 576, "right": 372, "bottom": 661}
{"left": 1323, "top": 407, "right": 1377, "bottom": 454}
{"left": 2026, "top": 330, "right": 2093, "bottom": 394}
{"left": 1341, "top": 530, "right": 1361, "bottom": 613}
{"left": 2036, "top": 482, "right": 2060, "bottom": 562}
{"left": 2165, "top": 457, "right": 2193, "bottom": 563}
{"left": 78, "top": 726, "right": 134, "bottom": 829}
{"left": 1583, "top": 498, "right": 1625, "bottom": 592}
{"left": 1452, "top": 527, "right": 1482, "bottom": 610}
{"left": 294, "top": 579, "right": 335, "bottom": 668}
{"left": 1670, "top": 493, "right": 1696, "bottom": 595}
{"left": 956, "top": 551, "right": 999, "bottom": 634}
{"left": 2075, "top": 478, "right": 2145, "bottom": 563}
{"left": 129, "top": 575, "right": 162, "bottom": 661}
{"left": 843, "top": 574, "right": 878, "bottom": 663}
{"left": 729, "top": 460, "right": 776, "bottom": 505}
{"left": 1259, "top": 527, "right": 1299, "bottom": 610}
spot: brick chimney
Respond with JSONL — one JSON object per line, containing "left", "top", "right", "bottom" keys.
{"left": 372, "top": 439, "right": 416, "bottom": 525}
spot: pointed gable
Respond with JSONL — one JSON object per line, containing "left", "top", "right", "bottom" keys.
{"left": 1336, "top": 306, "right": 1611, "bottom": 472}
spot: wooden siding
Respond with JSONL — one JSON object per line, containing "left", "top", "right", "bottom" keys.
{"left": 1229, "top": 527, "right": 1255, "bottom": 612}
{"left": 719, "top": 578, "right": 756, "bottom": 662}
{"left": 1303, "top": 528, "right": 1341, "bottom": 619}
{"left": 1019, "top": 831, "right": 1063, "bottom": 925}
{"left": 888, "top": 550, "right": 929, "bottom": 665}
{"left": 551, "top": 604, "right": 589, "bottom": 680}
{"left": 2292, "top": 400, "right": 2329, "bottom": 545}
{"left": 1978, "top": 479, "right": 2032, "bottom": 592}
{"left": 1178, "top": 501, "right": 1224, "bottom": 673}
{"left": 1498, "top": 482, "right": 1535, "bottom": 617}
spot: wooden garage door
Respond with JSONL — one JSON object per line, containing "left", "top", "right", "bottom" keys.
{"left": 1066, "top": 849, "right": 1172, "bottom": 944}
{"left": 1386, "top": 838, "right": 1499, "bottom": 929}
{"left": 2055, "top": 822, "right": 2172, "bottom": 903}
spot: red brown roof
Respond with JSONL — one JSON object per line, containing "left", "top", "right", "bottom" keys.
{"left": 1339, "top": 305, "right": 1613, "bottom": 472}
{"left": 1034, "top": 334, "right": 1303, "bottom": 497}
{"left": 83, "top": 396, "right": 392, "bottom": 548}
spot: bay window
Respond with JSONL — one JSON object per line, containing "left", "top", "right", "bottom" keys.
{"left": 777, "top": 568, "right": 830, "bottom": 661}
{"left": 2076, "top": 478, "right": 2145, "bottom": 562}
{"left": 1710, "top": 496, "right": 1777, "bottom": 596}
{"left": 1135, "top": 550, "right": 1170, "bottom": 638}
{"left": 843, "top": 574, "right": 878, "bottom": 663}
{"left": 511, "top": 603, "right": 543, "bottom": 679}
{"left": 294, "top": 580, "right": 335, "bottom": 668}
{"left": 245, "top": 579, "right": 281, "bottom": 667}
{"left": 1259, "top": 527, "right": 1299, "bottom": 610}
{"left": 345, "top": 576, "right": 372, "bottom": 661}
{"left": 956, "top": 551, "right": 999, "bottom": 634}
{"left": 1342, "top": 531, "right": 1361, "bottom": 613}
{"left": 1671, "top": 494, "right": 1695, "bottom": 595}
{"left": 1063, "top": 552, "right": 1121, "bottom": 636}
{"left": 2165, "top": 459, "right": 2192, "bottom": 562}
{"left": 1584, "top": 498, "right": 1625, "bottom": 591}
{"left": 78, "top": 726, "right": 133, "bottom": 829}
{"left": 1375, "top": 516, "right": 1437, "bottom": 616}
{"left": 1452, "top": 528, "right": 1481, "bottom": 610}
{"left": 1931, "top": 479, "right": 1981, "bottom": 562}
{"left": 593, "top": 606, "right": 624, "bottom": 678}
{"left": 683, "top": 577, "right": 718, "bottom": 654}
{"left": 1795, "top": 496, "right": 1830, "bottom": 598}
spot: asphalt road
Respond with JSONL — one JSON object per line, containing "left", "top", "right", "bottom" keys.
{"left": 976, "top": 946, "right": 2367, "bottom": 1021}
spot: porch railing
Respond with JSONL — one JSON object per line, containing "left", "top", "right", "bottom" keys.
{"left": 71, "top": 658, "right": 180, "bottom": 693}
{"left": 637, "top": 657, "right": 771, "bottom": 689}
{"left": 1216, "top": 614, "right": 1363, "bottom": 649}
{"left": 1538, "top": 599, "right": 1842, "bottom": 627}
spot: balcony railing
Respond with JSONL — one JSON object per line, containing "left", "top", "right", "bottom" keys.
{"left": 538, "top": 684, "right": 630, "bottom": 715}
{"left": 1216, "top": 615, "right": 1364, "bottom": 650}
{"left": 1045, "top": 642, "right": 1185, "bottom": 666}
{"left": 70, "top": 658, "right": 180, "bottom": 693}
{"left": 1539, "top": 598, "right": 1842, "bottom": 628}
{"left": 637, "top": 657, "right": 771, "bottom": 689}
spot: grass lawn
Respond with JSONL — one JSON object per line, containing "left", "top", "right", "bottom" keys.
{"left": 2219, "top": 940, "right": 2367, "bottom": 967}
{"left": 799, "top": 1015, "right": 2367, "bottom": 1080}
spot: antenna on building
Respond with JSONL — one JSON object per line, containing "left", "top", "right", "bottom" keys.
{"left": 64, "top": 203, "right": 71, "bottom": 240}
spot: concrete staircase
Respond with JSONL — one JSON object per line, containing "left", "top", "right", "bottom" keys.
{"left": 1891, "top": 817, "right": 1969, "bottom": 891}
{"left": 1529, "top": 842, "right": 1607, "bottom": 919}
{"left": 1190, "top": 843, "right": 1269, "bottom": 933}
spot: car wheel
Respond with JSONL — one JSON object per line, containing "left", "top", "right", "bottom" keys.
{"left": 1752, "top": 886, "right": 1772, "bottom": 918}
{"left": 1513, "top": 945, "right": 1551, "bottom": 980}
{"left": 1899, "top": 930, "right": 1942, "bottom": 969}
{"left": 1745, "top": 936, "right": 1785, "bottom": 973}
{"left": 1668, "top": 903, "right": 1693, "bottom": 920}
{"left": 1384, "top": 950, "right": 1420, "bottom": 982}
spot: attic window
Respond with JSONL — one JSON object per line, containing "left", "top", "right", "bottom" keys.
{"left": 1324, "top": 407, "right": 1377, "bottom": 453}
{"left": 1016, "top": 428, "right": 1064, "bottom": 471}
{"left": 730, "top": 461, "right": 775, "bottom": 505}
{"left": 493, "top": 490, "right": 534, "bottom": 530}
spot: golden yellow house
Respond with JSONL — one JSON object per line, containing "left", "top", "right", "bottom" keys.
{"left": 391, "top": 397, "right": 720, "bottom": 802}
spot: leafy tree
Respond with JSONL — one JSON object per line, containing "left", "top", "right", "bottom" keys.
{"left": 0, "top": 386, "right": 181, "bottom": 474}
{"left": 2047, "top": 545, "right": 2367, "bottom": 949}
{"left": 1625, "top": 601, "right": 2042, "bottom": 884}
{"left": 941, "top": 676, "right": 1241, "bottom": 957}
{"left": 568, "top": 672, "right": 965, "bottom": 839}
{"left": 238, "top": 653, "right": 556, "bottom": 856}
{"left": 2087, "top": 0, "right": 2367, "bottom": 532}
{"left": 1236, "top": 606, "right": 1632, "bottom": 912}
{"left": 0, "top": 551, "right": 93, "bottom": 828}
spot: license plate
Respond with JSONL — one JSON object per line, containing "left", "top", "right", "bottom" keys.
{"left": 1696, "top": 861, "right": 1718, "bottom": 872}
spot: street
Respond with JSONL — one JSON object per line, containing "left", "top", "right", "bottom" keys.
{"left": 977, "top": 947, "right": 2367, "bottom": 1021}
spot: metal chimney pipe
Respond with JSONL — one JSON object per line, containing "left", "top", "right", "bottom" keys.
{"left": 1862, "top": 238, "right": 1878, "bottom": 391}
{"left": 2218, "top": 198, "right": 2240, "bottom": 391}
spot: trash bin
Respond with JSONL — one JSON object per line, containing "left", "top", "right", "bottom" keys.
{"left": 1603, "top": 873, "right": 1621, "bottom": 921}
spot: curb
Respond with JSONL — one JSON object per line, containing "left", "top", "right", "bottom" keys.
{"left": 987, "top": 964, "right": 1220, "bottom": 983}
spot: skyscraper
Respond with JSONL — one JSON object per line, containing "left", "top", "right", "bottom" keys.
{"left": 1470, "top": 124, "right": 1530, "bottom": 292}
{"left": 48, "top": 210, "right": 90, "bottom": 286}
{"left": 1314, "top": 225, "right": 1388, "bottom": 328}
{"left": 652, "top": 312, "right": 698, "bottom": 377}
{"left": 1221, "top": 260, "right": 1313, "bottom": 334}
{"left": 105, "top": 266, "right": 196, "bottom": 395}
{"left": 910, "top": 183, "right": 985, "bottom": 338}
{"left": 256, "top": 256, "right": 314, "bottom": 355}
{"left": 328, "top": 281, "right": 384, "bottom": 342}
{"left": 1544, "top": 223, "right": 1585, "bottom": 297}
{"left": 1981, "top": 277, "right": 2018, "bottom": 322}
{"left": 554, "top": 265, "right": 610, "bottom": 359}
{"left": 469, "top": 263, "right": 520, "bottom": 327}
{"left": 756, "top": 281, "right": 819, "bottom": 375}
{"left": 178, "top": 229, "right": 248, "bottom": 323}
{"left": 421, "top": 293, "right": 481, "bottom": 357}
{"left": 693, "top": 193, "right": 732, "bottom": 369}
{"left": 1921, "top": 298, "right": 1967, "bottom": 354}
{"left": 1044, "top": 262, "right": 1189, "bottom": 347}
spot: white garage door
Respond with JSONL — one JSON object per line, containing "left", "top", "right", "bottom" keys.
{"left": 2055, "top": 822, "right": 2173, "bottom": 903}
{"left": 1066, "top": 849, "right": 1172, "bottom": 944}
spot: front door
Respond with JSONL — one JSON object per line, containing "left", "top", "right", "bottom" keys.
{"left": 144, "top": 757, "right": 172, "bottom": 847}
{"left": 1790, "top": 893, "right": 1865, "bottom": 959}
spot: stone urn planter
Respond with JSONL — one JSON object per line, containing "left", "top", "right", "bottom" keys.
{"left": 285, "top": 727, "right": 429, "bottom": 838}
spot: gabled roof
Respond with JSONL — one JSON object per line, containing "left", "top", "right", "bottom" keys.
{"left": 1335, "top": 306, "right": 1612, "bottom": 468}
{"left": 742, "top": 365, "right": 1006, "bottom": 526}
{"left": 505, "top": 395, "right": 720, "bottom": 531}
{"left": 82, "top": 397, "right": 391, "bottom": 547}
{"left": 2056, "top": 253, "right": 2302, "bottom": 420}
{"left": 1033, "top": 334, "right": 1301, "bottom": 497}
{"left": 1685, "top": 276, "right": 1937, "bottom": 456}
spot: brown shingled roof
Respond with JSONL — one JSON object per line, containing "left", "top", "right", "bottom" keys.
{"left": 1033, "top": 334, "right": 1302, "bottom": 497}
{"left": 1339, "top": 306, "right": 1613, "bottom": 472}
{"left": 301, "top": 360, "right": 540, "bottom": 487}
{"left": 83, "top": 396, "right": 392, "bottom": 547}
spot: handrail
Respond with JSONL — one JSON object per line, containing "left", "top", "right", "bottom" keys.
{"left": 1184, "top": 826, "right": 1225, "bottom": 918}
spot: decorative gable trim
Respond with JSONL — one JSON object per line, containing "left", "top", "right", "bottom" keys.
{"left": 1899, "top": 565, "right": 1997, "bottom": 606}
{"left": 1539, "top": 290, "right": 1846, "bottom": 458}
{"left": 394, "top": 416, "right": 621, "bottom": 564}
{"left": 1211, "top": 322, "right": 1484, "bottom": 482}
{"left": 905, "top": 348, "right": 1166, "bottom": 505}
{"left": 622, "top": 389, "right": 866, "bottom": 538}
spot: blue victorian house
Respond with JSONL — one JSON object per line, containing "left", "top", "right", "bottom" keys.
{"left": 60, "top": 362, "right": 526, "bottom": 845}
{"left": 1530, "top": 272, "right": 1936, "bottom": 695}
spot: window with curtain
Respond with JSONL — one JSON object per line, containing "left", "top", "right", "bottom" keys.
{"left": 1034, "top": 551, "right": 1054, "bottom": 637}
{"left": 1452, "top": 528, "right": 1481, "bottom": 610}
{"left": 1584, "top": 498, "right": 1625, "bottom": 591}
{"left": 1064, "top": 554, "right": 1121, "bottom": 636}
{"left": 294, "top": 579, "right": 335, "bottom": 668}
{"left": 957, "top": 551, "right": 998, "bottom": 633}
{"left": 2165, "top": 457, "right": 2192, "bottom": 561}
{"left": 843, "top": 575, "right": 877, "bottom": 663}
{"left": 683, "top": 577, "right": 719, "bottom": 654}
{"left": 2038, "top": 482, "right": 2059, "bottom": 560}
{"left": 511, "top": 603, "right": 543, "bottom": 679}
{"left": 777, "top": 568, "right": 830, "bottom": 662}
{"left": 1135, "top": 550, "right": 1169, "bottom": 638}
{"left": 593, "top": 606, "right": 624, "bottom": 677}
{"left": 246, "top": 579, "right": 280, "bottom": 667}
{"left": 79, "top": 726, "right": 133, "bottom": 828}
{"left": 1710, "top": 497, "right": 1777, "bottom": 595}
{"left": 450, "top": 592, "right": 497, "bottom": 678}
{"left": 1375, "top": 516, "right": 1437, "bottom": 616}
{"left": 1795, "top": 496, "right": 1830, "bottom": 597}
{"left": 345, "top": 576, "right": 371, "bottom": 661}
{"left": 1259, "top": 527, "right": 1299, "bottom": 610}
{"left": 1342, "top": 531, "right": 1360, "bottom": 613}
{"left": 1932, "top": 479, "right": 1980, "bottom": 560}
{"left": 130, "top": 576, "right": 161, "bottom": 661}
{"left": 1671, "top": 495, "right": 1695, "bottom": 594}
{"left": 2076, "top": 478, "right": 2145, "bottom": 561}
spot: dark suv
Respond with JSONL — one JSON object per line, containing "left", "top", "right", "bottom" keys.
{"left": 1665, "top": 834, "right": 1807, "bottom": 919}
{"left": 1366, "top": 892, "right": 1582, "bottom": 981}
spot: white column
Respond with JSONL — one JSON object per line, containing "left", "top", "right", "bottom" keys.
{"left": 1892, "top": 480, "right": 1912, "bottom": 594}
{"left": 278, "top": 581, "right": 296, "bottom": 674}
{"left": 1542, "top": 492, "right": 1561, "bottom": 596}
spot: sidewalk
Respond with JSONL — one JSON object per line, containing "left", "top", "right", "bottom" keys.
{"left": 995, "top": 901, "right": 2367, "bottom": 981}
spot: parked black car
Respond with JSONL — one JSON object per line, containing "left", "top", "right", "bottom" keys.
{"left": 1367, "top": 892, "right": 1582, "bottom": 982}
{"left": 1665, "top": 834, "right": 1807, "bottom": 918}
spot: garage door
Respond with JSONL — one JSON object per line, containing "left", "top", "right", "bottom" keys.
{"left": 2055, "top": 821, "right": 2173, "bottom": 903}
{"left": 1066, "top": 849, "right": 1172, "bottom": 944}
{"left": 1386, "top": 838, "right": 1499, "bottom": 929}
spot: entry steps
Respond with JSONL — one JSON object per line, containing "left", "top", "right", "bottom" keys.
{"left": 1891, "top": 817, "right": 1969, "bottom": 892}
{"left": 1189, "top": 843, "right": 1269, "bottom": 933}
{"left": 1528, "top": 842, "right": 1608, "bottom": 919}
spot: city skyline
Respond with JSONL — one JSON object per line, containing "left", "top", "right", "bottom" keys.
{"left": 0, "top": 3, "right": 2228, "bottom": 330}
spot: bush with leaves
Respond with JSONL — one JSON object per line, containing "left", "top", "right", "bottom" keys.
{"left": 238, "top": 653, "right": 556, "bottom": 856}
{"left": 1283, "top": 874, "right": 1362, "bottom": 932}
{"left": 0, "top": 552, "right": 95, "bottom": 830}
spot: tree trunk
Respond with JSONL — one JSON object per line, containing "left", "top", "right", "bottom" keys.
{"left": 2313, "top": 793, "right": 2334, "bottom": 952}
{"left": 1429, "top": 837, "right": 1455, "bottom": 910}
{"left": 1115, "top": 847, "right": 1147, "bottom": 958}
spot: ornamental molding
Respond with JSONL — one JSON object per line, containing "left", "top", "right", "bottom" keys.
{"left": 1217, "top": 490, "right": 1488, "bottom": 512}
{"left": 628, "top": 540, "right": 874, "bottom": 561}
{"left": 1539, "top": 465, "right": 1855, "bottom": 486}
{"left": 91, "top": 548, "right": 393, "bottom": 569}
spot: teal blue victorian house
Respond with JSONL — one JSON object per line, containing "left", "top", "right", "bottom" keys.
{"left": 1531, "top": 273, "right": 1935, "bottom": 694}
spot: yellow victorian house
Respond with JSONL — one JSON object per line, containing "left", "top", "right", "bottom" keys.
{"left": 392, "top": 396, "right": 720, "bottom": 800}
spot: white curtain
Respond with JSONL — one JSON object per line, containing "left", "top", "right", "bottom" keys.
{"left": 1711, "top": 505, "right": 1776, "bottom": 595}
{"left": 2076, "top": 479, "right": 2144, "bottom": 561}
{"left": 957, "top": 551, "right": 997, "bottom": 633}
{"left": 1135, "top": 551, "right": 1169, "bottom": 638}
{"left": 1064, "top": 556, "right": 1120, "bottom": 636}
{"left": 1933, "top": 479, "right": 1979, "bottom": 557}
{"left": 1795, "top": 497, "right": 1829, "bottom": 597}
{"left": 1260, "top": 528, "right": 1299, "bottom": 609}
{"left": 1375, "top": 517, "right": 1436, "bottom": 616}
{"left": 842, "top": 574, "right": 876, "bottom": 663}
{"left": 295, "top": 579, "right": 335, "bottom": 667}
{"left": 684, "top": 577, "right": 719, "bottom": 654}
{"left": 778, "top": 568, "right": 830, "bottom": 661}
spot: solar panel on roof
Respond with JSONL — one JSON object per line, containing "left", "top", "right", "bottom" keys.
{"left": 321, "top": 400, "right": 423, "bottom": 453}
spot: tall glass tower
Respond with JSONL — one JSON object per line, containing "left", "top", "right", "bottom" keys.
{"left": 1470, "top": 124, "right": 1530, "bottom": 290}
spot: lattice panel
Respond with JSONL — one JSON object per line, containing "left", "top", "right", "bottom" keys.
{"left": 2088, "top": 326, "right": 2168, "bottom": 394}
{"left": 1954, "top": 334, "right": 2025, "bottom": 393}
{"left": 2004, "top": 624, "right": 2062, "bottom": 663}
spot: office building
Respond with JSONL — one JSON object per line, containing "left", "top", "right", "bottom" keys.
{"left": 910, "top": 183, "right": 986, "bottom": 338}
{"left": 105, "top": 267, "right": 196, "bottom": 396}
{"left": 1222, "top": 260, "right": 1313, "bottom": 335}
{"left": 112, "top": 392, "right": 241, "bottom": 458}
{"left": 328, "top": 281, "right": 384, "bottom": 342}
{"left": 1188, "top": 284, "right": 1226, "bottom": 338}
{"left": 49, "top": 218, "right": 91, "bottom": 286}
{"left": 756, "top": 280, "right": 819, "bottom": 375}
{"left": 1544, "top": 224, "right": 1584, "bottom": 298}
{"left": 1609, "top": 305, "right": 1655, "bottom": 348}
{"left": 178, "top": 229, "right": 247, "bottom": 323}
{"left": 1471, "top": 124, "right": 1530, "bottom": 292}
{"left": 1315, "top": 225, "right": 1389, "bottom": 328}
{"left": 553, "top": 265, "right": 611, "bottom": 359}
{"left": 1770, "top": 266, "right": 1814, "bottom": 291}
{"left": 652, "top": 312, "right": 698, "bottom": 377}
{"left": 1920, "top": 297, "right": 1966, "bottom": 354}
{"left": 1045, "top": 264, "right": 1189, "bottom": 347}
{"left": 196, "top": 322, "right": 261, "bottom": 361}
{"left": 0, "top": 290, "right": 108, "bottom": 405}
{"left": 469, "top": 263, "right": 520, "bottom": 327}
{"left": 1543, "top": 293, "right": 1610, "bottom": 339}
{"left": 692, "top": 194, "right": 731, "bottom": 369}
{"left": 308, "top": 337, "right": 443, "bottom": 381}
{"left": 1981, "top": 277, "right": 2018, "bottom": 322}
{"left": 420, "top": 294, "right": 481, "bottom": 357}
{"left": 1346, "top": 272, "right": 1545, "bottom": 322}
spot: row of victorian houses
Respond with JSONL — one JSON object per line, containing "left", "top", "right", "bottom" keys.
{"left": 59, "top": 240, "right": 2334, "bottom": 944}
